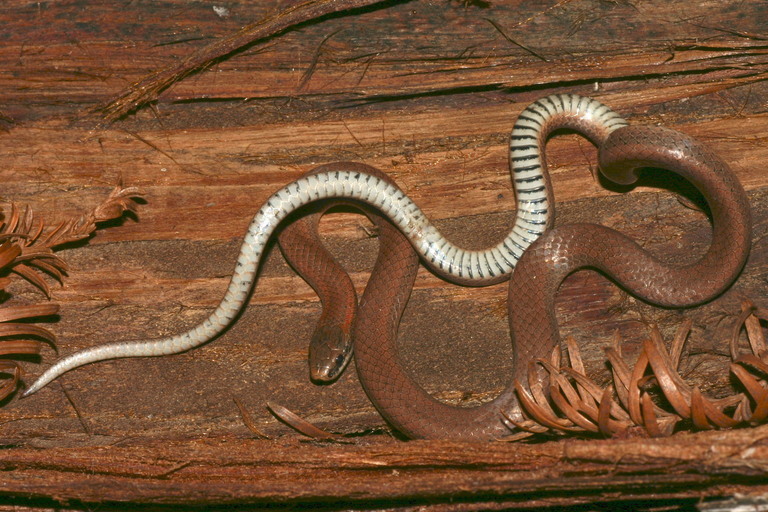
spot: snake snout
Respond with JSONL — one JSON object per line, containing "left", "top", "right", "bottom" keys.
{"left": 308, "top": 324, "right": 353, "bottom": 384}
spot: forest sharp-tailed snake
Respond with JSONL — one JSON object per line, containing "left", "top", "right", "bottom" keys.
{"left": 276, "top": 163, "right": 410, "bottom": 383}
{"left": 24, "top": 94, "right": 627, "bottom": 396}
{"left": 349, "top": 124, "right": 751, "bottom": 440}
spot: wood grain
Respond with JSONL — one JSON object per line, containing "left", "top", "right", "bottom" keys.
{"left": 0, "top": 0, "right": 766, "bottom": 508}
{"left": 0, "top": 427, "right": 767, "bottom": 508}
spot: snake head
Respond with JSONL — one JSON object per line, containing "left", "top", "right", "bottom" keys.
{"left": 308, "top": 324, "right": 353, "bottom": 383}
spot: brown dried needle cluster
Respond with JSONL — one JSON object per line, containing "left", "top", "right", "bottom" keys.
{"left": 0, "top": 184, "right": 143, "bottom": 400}
{"left": 506, "top": 301, "right": 768, "bottom": 440}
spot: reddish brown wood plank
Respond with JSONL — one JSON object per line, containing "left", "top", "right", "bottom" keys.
{"left": 0, "top": 0, "right": 766, "bottom": 508}
{"left": 0, "top": 429, "right": 766, "bottom": 507}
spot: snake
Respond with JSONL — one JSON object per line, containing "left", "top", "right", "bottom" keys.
{"left": 350, "top": 124, "right": 752, "bottom": 440}
{"left": 276, "top": 162, "right": 411, "bottom": 382}
{"left": 23, "top": 94, "right": 629, "bottom": 397}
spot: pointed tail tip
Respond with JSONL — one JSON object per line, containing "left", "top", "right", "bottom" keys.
{"left": 20, "top": 380, "right": 42, "bottom": 398}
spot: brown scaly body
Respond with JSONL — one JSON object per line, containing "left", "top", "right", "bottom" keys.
{"left": 351, "top": 125, "right": 750, "bottom": 440}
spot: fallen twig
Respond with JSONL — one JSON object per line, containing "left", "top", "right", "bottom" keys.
{"left": 99, "top": 0, "right": 400, "bottom": 121}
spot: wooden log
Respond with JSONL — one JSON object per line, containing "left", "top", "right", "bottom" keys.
{"left": 0, "top": 0, "right": 766, "bottom": 508}
{"left": 0, "top": 428, "right": 767, "bottom": 508}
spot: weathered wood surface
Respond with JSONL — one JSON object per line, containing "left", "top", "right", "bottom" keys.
{"left": 0, "top": 0, "right": 766, "bottom": 508}
{"left": 1, "top": 427, "right": 768, "bottom": 510}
